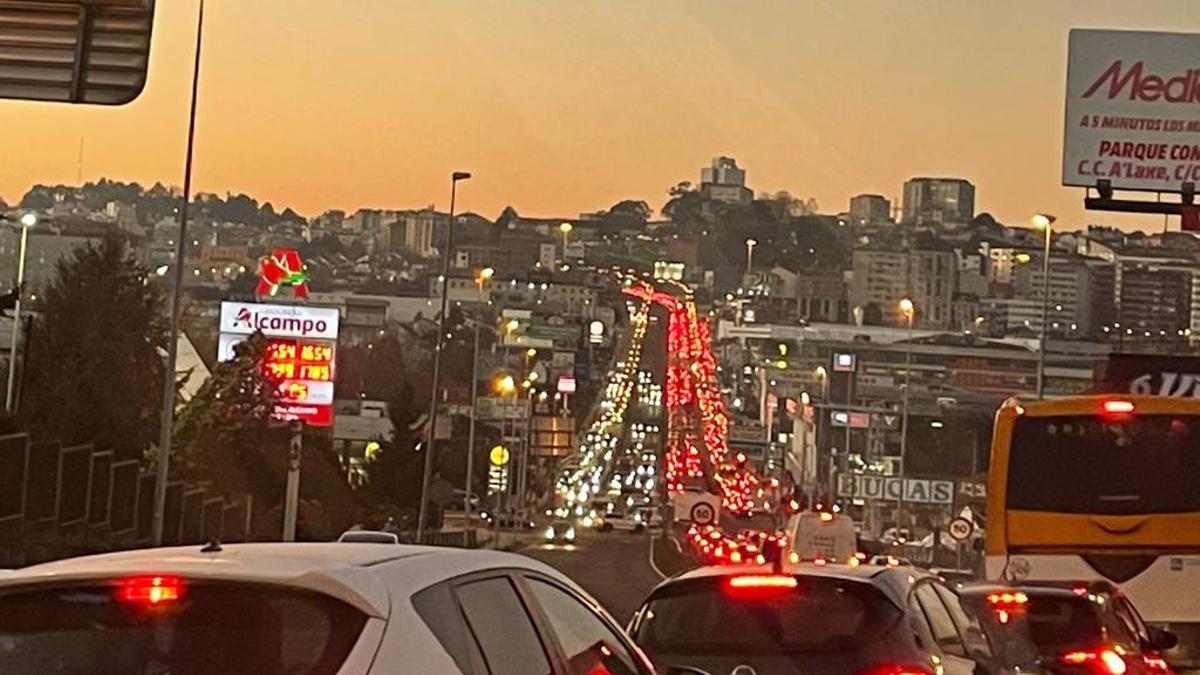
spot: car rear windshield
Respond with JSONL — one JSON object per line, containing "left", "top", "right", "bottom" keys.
{"left": 0, "top": 580, "right": 368, "bottom": 675}
{"left": 1007, "top": 414, "right": 1200, "bottom": 514}
{"left": 635, "top": 576, "right": 900, "bottom": 656}
{"left": 970, "top": 594, "right": 1134, "bottom": 655}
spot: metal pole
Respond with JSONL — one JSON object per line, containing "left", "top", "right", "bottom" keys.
{"left": 899, "top": 312, "right": 912, "bottom": 527}
{"left": 5, "top": 223, "right": 30, "bottom": 411}
{"left": 463, "top": 311, "right": 481, "bottom": 546}
{"left": 283, "top": 420, "right": 303, "bottom": 541}
{"left": 152, "top": 0, "right": 204, "bottom": 547}
{"left": 1036, "top": 225, "right": 1052, "bottom": 399}
{"left": 417, "top": 176, "right": 462, "bottom": 540}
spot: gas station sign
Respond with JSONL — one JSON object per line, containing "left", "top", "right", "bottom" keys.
{"left": 219, "top": 301, "right": 339, "bottom": 427}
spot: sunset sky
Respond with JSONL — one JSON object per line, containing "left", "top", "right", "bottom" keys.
{"left": 2, "top": 1, "right": 1199, "bottom": 231}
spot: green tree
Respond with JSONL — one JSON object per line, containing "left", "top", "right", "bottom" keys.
{"left": 23, "top": 235, "right": 168, "bottom": 461}
{"left": 172, "top": 333, "right": 359, "bottom": 538}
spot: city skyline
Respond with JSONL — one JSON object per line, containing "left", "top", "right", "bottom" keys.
{"left": 2, "top": 1, "right": 1200, "bottom": 230}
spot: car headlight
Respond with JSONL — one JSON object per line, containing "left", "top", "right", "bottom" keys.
{"left": 566, "top": 527, "right": 576, "bottom": 541}
{"left": 582, "top": 516, "right": 594, "bottom": 527}
{"left": 545, "top": 527, "right": 555, "bottom": 540}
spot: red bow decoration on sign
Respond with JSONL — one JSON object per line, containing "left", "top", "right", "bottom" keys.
{"left": 256, "top": 248, "right": 310, "bottom": 299}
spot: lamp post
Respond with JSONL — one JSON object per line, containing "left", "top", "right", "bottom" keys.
{"left": 898, "top": 297, "right": 915, "bottom": 526}
{"left": 417, "top": 170, "right": 472, "bottom": 541}
{"left": 745, "top": 238, "right": 757, "bottom": 276}
{"left": 462, "top": 266, "right": 493, "bottom": 544}
{"left": 5, "top": 212, "right": 36, "bottom": 412}
{"left": 1032, "top": 213, "right": 1056, "bottom": 400}
{"left": 559, "top": 222, "right": 573, "bottom": 260}
{"left": 152, "top": 0, "right": 205, "bottom": 548}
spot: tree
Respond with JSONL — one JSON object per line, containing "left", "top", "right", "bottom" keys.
{"left": 22, "top": 235, "right": 169, "bottom": 461}
{"left": 173, "top": 332, "right": 358, "bottom": 538}
{"left": 171, "top": 333, "right": 276, "bottom": 492}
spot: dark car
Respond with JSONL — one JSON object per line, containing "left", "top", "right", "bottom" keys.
{"left": 628, "top": 563, "right": 996, "bottom": 675}
{"left": 959, "top": 581, "right": 1177, "bottom": 674}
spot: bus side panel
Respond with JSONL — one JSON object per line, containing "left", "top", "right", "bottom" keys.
{"left": 984, "top": 406, "right": 1016, "bottom": 557}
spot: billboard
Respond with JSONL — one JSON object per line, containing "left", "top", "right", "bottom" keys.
{"left": 218, "top": 301, "right": 339, "bottom": 427}
{"left": 1063, "top": 29, "right": 1200, "bottom": 193}
{"left": 1094, "top": 353, "right": 1200, "bottom": 397}
{"left": 219, "top": 301, "right": 339, "bottom": 340}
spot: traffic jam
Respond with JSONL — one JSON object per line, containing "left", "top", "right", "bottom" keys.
{"left": 2, "top": 5, "right": 1200, "bottom": 673}
{"left": 0, "top": 269, "right": 1195, "bottom": 675}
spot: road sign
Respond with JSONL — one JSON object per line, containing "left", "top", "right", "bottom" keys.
{"left": 690, "top": 502, "right": 717, "bottom": 525}
{"left": 948, "top": 517, "right": 974, "bottom": 542}
{"left": 489, "top": 445, "right": 510, "bottom": 467}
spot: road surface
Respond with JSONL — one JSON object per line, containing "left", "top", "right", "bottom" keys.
{"left": 522, "top": 528, "right": 691, "bottom": 623}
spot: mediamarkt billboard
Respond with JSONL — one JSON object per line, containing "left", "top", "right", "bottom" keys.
{"left": 1063, "top": 29, "right": 1200, "bottom": 193}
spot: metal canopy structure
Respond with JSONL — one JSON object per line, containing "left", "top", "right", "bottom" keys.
{"left": 0, "top": 0, "right": 154, "bottom": 105}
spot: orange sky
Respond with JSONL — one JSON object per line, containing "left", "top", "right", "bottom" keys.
{"left": 2, "top": 1, "right": 1200, "bottom": 232}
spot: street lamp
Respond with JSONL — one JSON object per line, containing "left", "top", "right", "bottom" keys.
{"left": 494, "top": 373, "right": 517, "bottom": 396}
{"left": 745, "top": 238, "right": 758, "bottom": 274}
{"left": 463, "top": 266, "right": 495, "bottom": 543}
{"left": 1032, "top": 213, "right": 1056, "bottom": 399}
{"left": 418, "top": 170, "right": 472, "bottom": 541}
{"left": 5, "top": 211, "right": 36, "bottom": 411}
{"left": 559, "top": 222, "right": 573, "bottom": 258}
{"left": 898, "top": 297, "right": 915, "bottom": 526}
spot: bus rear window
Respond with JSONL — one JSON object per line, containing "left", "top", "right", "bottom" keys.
{"left": 0, "top": 581, "right": 368, "bottom": 674}
{"left": 1007, "top": 414, "right": 1200, "bottom": 514}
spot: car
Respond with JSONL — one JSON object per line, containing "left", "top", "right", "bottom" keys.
{"left": 628, "top": 562, "right": 996, "bottom": 675}
{"left": 959, "top": 581, "right": 1179, "bottom": 674}
{"left": 479, "top": 509, "right": 536, "bottom": 530}
{"left": 544, "top": 519, "right": 578, "bottom": 544}
{"left": 0, "top": 542, "right": 657, "bottom": 674}
{"left": 337, "top": 529, "right": 400, "bottom": 544}
{"left": 596, "top": 508, "right": 650, "bottom": 534}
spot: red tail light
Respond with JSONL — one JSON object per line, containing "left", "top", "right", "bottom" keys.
{"left": 1102, "top": 399, "right": 1135, "bottom": 415}
{"left": 724, "top": 574, "right": 798, "bottom": 598}
{"left": 726, "top": 575, "right": 798, "bottom": 589}
{"left": 1060, "top": 648, "right": 1128, "bottom": 674}
{"left": 116, "top": 575, "right": 184, "bottom": 606}
{"left": 858, "top": 664, "right": 934, "bottom": 675}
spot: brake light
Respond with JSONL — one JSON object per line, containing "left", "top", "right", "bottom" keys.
{"left": 116, "top": 575, "right": 184, "bottom": 606}
{"left": 1102, "top": 399, "right": 1135, "bottom": 415}
{"left": 728, "top": 575, "right": 797, "bottom": 588}
{"left": 986, "top": 591, "right": 1029, "bottom": 606}
{"left": 1060, "top": 649, "right": 1128, "bottom": 674}
{"left": 858, "top": 664, "right": 933, "bottom": 675}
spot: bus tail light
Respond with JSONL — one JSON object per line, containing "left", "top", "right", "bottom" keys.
{"left": 1101, "top": 399, "right": 1136, "bottom": 415}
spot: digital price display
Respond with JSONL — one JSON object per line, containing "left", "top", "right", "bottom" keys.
{"left": 262, "top": 337, "right": 337, "bottom": 426}
{"left": 264, "top": 339, "right": 335, "bottom": 382}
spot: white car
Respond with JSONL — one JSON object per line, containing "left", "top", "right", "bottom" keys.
{"left": 0, "top": 542, "right": 657, "bottom": 674}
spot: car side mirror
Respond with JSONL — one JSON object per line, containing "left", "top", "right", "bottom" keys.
{"left": 666, "top": 667, "right": 713, "bottom": 675}
{"left": 1150, "top": 628, "right": 1179, "bottom": 652}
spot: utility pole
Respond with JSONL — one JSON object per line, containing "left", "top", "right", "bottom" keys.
{"left": 152, "top": 0, "right": 205, "bottom": 547}
{"left": 282, "top": 420, "right": 303, "bottom": 542}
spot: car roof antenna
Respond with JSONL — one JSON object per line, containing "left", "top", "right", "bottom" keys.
{"left": 200, "top": 538, "right": 223, "bottom": 553}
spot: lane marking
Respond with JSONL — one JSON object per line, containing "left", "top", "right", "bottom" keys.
{"left": 648, "top": 534, "right": 668, "bottom": 580}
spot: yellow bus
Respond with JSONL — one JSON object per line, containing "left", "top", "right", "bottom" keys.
{"left": 986, "top": 394, "right": 1200, "bottom": 669}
